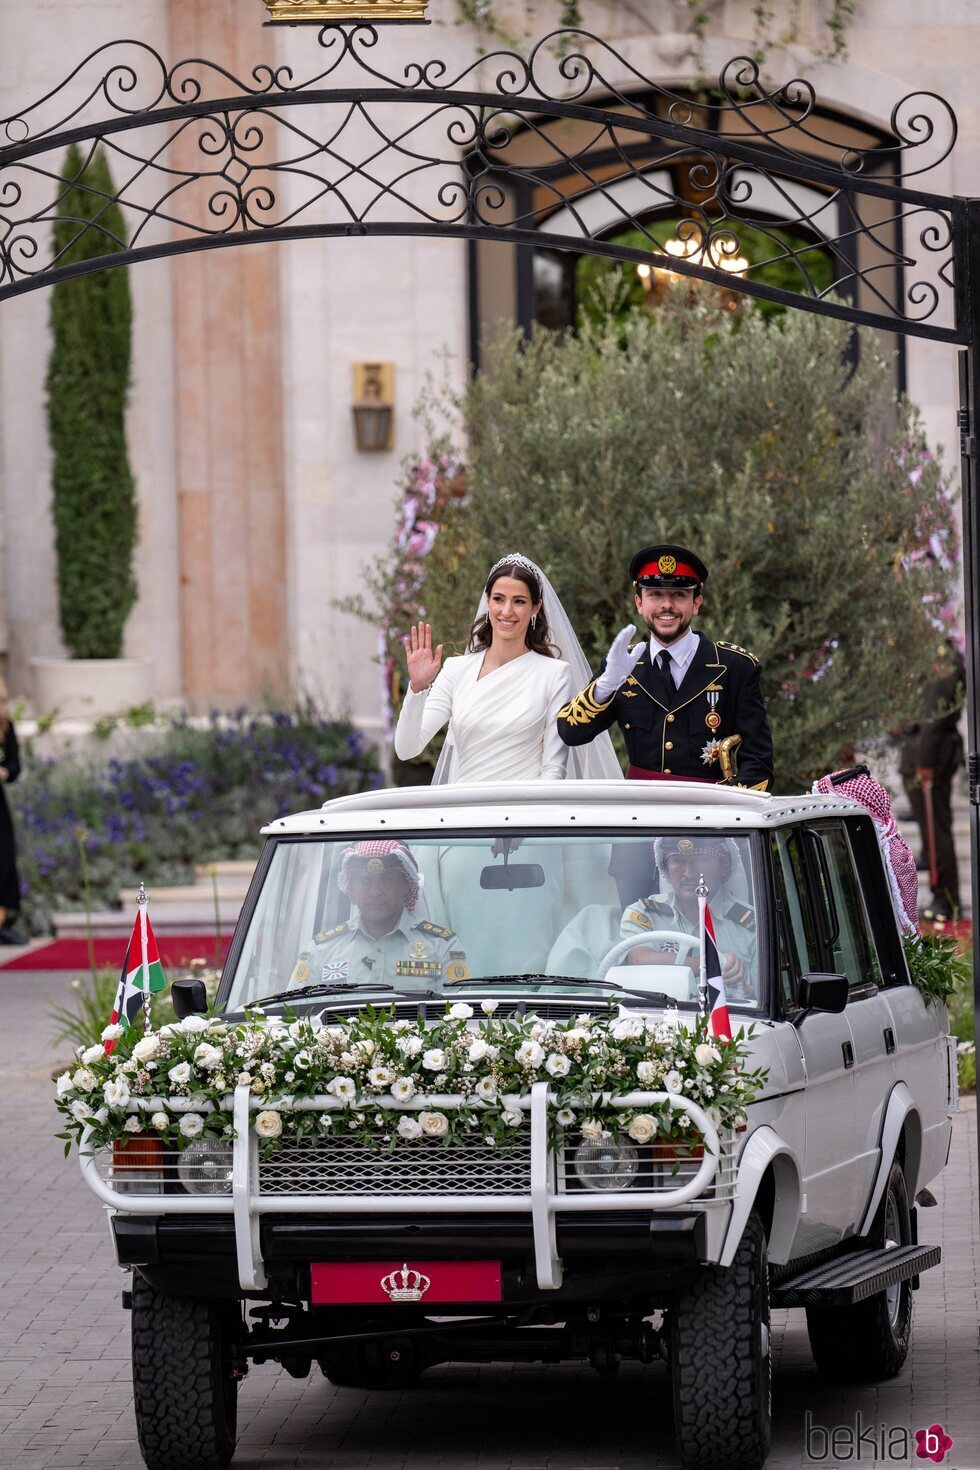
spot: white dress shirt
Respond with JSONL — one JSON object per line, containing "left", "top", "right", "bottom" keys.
{"left": 649, "top": 627, "right": 700, "bottom": 688}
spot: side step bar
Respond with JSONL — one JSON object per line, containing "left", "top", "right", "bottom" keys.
{"left": 771, "top": 1244, "right": 941, "bottom": 1307}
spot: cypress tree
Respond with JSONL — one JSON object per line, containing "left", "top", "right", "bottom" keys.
{"left": 45, "top": 144, "right": 136, "bottom": 659}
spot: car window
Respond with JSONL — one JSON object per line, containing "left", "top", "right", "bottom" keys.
{"left": 771, "top": 828, "right": 821, "bottom": 1004}
{"left": 223, "top": 830, "right": 764, "bottom": 1012}
{"left": 805, "top": 823, "right": 882, "bottom": 991}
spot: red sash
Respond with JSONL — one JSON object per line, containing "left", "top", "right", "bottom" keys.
{"left": 626, "top": 765, "right": 715, "bottom": 784}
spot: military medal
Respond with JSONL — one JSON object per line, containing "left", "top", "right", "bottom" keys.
{"left": 705, "top": 685, "right": 722, "bottom": 730}
{"left": 701, "top": 740, "right": 721, "bottom": 766}
{"left": 322, "top": 960, "right": 348, "bottom": 981}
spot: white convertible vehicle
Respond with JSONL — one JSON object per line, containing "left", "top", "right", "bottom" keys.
{"left": 80, "top": 780, "right": 956, "bottom": 1470}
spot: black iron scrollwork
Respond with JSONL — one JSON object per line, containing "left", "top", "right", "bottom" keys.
{"left": 0, "top": 25, "right": 964, "bottom": 341}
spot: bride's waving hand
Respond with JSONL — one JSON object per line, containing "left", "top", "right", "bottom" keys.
{"left": 404, "top": 622, "right": 443, "bottom": 694}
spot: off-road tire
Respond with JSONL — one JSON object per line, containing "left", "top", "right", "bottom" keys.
{"left": 806, "top": 1160, "right": 913, "bottom": 1382}
{"left": 669, "top": 1210, "right": 771, "bottom": 1470}
{"left": 131, "top": 1272, "right": 240, "bottom": 1470}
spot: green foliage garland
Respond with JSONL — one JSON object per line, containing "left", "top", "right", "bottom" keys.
{"left": 46, "top": 145, "right": 137, "bottom": 659}
{"left": 902, "top": 932, "right": 970, "bottom": 1009}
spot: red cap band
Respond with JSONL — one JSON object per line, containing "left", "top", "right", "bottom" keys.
{"left": 637, "top": 559, "right": 699, "bottom": 581}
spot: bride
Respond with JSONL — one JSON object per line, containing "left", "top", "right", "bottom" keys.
{"left": 393, "top": 554, "right": 619, "bottom": 975}
{"left": 394, "top": 553, "right": 620, "bottom": 783}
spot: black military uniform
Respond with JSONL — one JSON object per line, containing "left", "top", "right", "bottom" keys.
{"left": 899, "top": 638, "right": 965, "bottom": 918}
{"left": 557, "top": 545, "right": 774, "bottom": 790}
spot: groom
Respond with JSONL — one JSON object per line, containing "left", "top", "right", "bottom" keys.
{"left": 556, "top": 544, "right": 774, "bottom": 790}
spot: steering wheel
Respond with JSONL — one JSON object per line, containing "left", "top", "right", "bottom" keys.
{"left": 597, "top": 930, "right": 700, "bottom": 984}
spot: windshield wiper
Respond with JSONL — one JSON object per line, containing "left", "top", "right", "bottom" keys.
{"left": 246, "top": 982, "right": 443, "bottom": 1008}
{"left": 450, "top": 974, "right": 688, "bottom": 1007}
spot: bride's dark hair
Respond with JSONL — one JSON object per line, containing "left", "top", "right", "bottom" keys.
{"left": 467, "top": 560, "right": 560, "bottom": 657}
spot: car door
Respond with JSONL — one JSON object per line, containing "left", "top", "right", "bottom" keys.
{"left": 770, "top": 827, "right": 858, "bottom": 1250}
{"left": 802, "top": 820, "right": 895, "bottom": 1230}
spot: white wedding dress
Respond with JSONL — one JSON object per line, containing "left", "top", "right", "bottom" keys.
{"left": 393, "top": 650, "right": 573, "bottom": 782}
{"left": 394, "top": 650, "right": 573, "bottom": 974}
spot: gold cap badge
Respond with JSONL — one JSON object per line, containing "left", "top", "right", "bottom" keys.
{"left": 658, "top": 554, "right": 677, "bottom": 575}
{"left": 677, "top": 838, "right": 694, "bottom": 853}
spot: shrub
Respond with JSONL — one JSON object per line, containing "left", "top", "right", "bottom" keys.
{"left": 10, "top": 707, "right": 381, "bottom": 934}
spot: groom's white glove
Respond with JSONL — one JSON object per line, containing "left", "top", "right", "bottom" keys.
{"left": 594, "top": 625, "right": 645, "bottom": 703}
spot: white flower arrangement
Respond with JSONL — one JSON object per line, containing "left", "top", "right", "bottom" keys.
{"left": 54, "top": 1004, "right": 766, "bottom": 1158}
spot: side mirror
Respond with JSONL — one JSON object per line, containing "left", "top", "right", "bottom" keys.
{"left": 171, "top": 977, "right": 209, "bottom": 1019}
{"left": 480, "top": 863, "right": 545, "bottom": 891}
{"left": 797, "top": 972, "right": 848, "bottom": 1015}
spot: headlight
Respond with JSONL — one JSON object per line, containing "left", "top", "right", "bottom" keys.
{"left": 573, "top": 1140, "right": 639, "bottom": 1192}
{"left": 178, "top": 1139, "right": 234, "bottom": 1195}
{"left": 111, "top": 1135, "right": 164, "bottom": 1195}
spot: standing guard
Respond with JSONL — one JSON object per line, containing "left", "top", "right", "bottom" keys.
{"left": 556, "top": 545, "right": 774, "bottom": 789}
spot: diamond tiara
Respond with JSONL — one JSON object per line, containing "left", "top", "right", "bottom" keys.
{"left": 488, "top": 552, "right": 541, "bottom": 579}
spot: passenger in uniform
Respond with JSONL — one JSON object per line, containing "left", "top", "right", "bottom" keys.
{"left": 619, "top": 836, "right": 757, "bottom": 1000}
{"left": 289, "top": 840, "right": 470, "bottom": 993}
{"left": 556, "top": 544, "right": 773, "bottom": 790}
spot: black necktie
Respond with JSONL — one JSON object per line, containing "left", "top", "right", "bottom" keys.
{"left": 655, "top": 648, "right": 674, "bottom": 705}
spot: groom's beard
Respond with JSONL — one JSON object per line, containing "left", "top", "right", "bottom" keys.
{"left": 639, "top": 607, "right": 695, "bottom": 645}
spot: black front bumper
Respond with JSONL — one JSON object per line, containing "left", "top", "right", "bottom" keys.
{"left": 113, "top": 1211, "right": 708, "bottom": 1303}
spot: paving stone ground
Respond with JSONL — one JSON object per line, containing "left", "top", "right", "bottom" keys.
{"left": 1, "top": 970, "right": 977, "bottom": 1470}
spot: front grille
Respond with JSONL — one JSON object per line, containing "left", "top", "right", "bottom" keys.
{"left": 258, "top": 1133, "right": 533, "bottom": 1196}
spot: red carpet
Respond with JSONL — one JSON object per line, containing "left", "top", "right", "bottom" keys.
{"left": 0, "top": 933, "right": 234, "bottom": 972}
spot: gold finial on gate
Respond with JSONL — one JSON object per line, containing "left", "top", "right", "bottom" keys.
{"left": 263, "top": 0, "right": 429, "bottom": 21}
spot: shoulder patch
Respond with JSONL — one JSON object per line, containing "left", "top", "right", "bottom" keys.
{"left": 725, "top": 902, "right": 756, "bottom": 930}
{"left": 314, "top": 923, "right": 348, "bottom": 943}
{"left": 717, "top": 640, "right": 760, "bottom": 665}
{"left": 418, "top": 920, "right": 454, "bottom": 940}
{"left": 643, "top": 897, "right": 675, "bottom": 918}
{"left": 626, "top": 909, "right": 654, "bottom": 930}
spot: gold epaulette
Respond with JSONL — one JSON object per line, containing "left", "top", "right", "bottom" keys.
{"left": 717, "top": 640, "right": 760, "bottom": 664}
{"left": 725, "top": 902, "right": 756, "bottom": 931}
{"left": 626, "top": 909, "right": 653, "bottom": 930}
{"left": 418, "top": 920, "right": 454, "bottom": 940}
{"left": 557, "top": 679, "right": 614, "bottom": 727}
{"left": 314, "top": 923, "right": 348, "bottom": 942}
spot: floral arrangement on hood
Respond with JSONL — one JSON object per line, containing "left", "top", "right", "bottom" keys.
{"left": 55, "top": 1001, "right": 766, "bottom": 1158}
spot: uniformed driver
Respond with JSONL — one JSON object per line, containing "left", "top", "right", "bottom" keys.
{"left": 290, "top": 839, "right": 470, "bottom": 993}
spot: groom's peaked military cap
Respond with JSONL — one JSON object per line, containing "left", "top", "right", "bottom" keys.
{"left": 630, "top": 545, "right": 708, "bottom": 589}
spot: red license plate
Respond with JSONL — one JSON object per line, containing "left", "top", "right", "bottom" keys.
{"left": 311, "top": 1259, "right": 502, "bottom": 1305}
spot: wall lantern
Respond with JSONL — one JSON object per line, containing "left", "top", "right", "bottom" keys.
{"left": 352, "top": 362, "right": 395, "bottom": 452}
{"left": 263, "top": 0, "right": 429, "bottom": 22}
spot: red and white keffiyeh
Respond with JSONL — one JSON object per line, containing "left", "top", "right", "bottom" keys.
{"left": 338, "top": 840, "right": 422, "bottom": 912}
{"left": 812, "top": 769, "right": 919, "bottom": 934}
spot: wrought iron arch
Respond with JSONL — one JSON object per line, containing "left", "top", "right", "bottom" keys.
{"left": 2, "top": 24, "right": 980, "bottom": 1167}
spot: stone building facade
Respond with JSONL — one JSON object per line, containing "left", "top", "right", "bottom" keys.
{"left": 0, "top": 0, "right": 976, "bottom": 737}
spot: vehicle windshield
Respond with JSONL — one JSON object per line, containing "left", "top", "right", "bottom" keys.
{"left": 223, "top": 831, "right": 763, "bottom": 1012}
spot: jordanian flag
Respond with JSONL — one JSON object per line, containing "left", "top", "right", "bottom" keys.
{"left": 699, "top": 897, "right": 732, "bottom": 1041}
{"left": 105, "top": 904, "right": 167, "bottom": 1054}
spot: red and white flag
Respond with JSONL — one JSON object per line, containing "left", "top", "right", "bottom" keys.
{"left": 698, "top": 894, "right": 732, "bottom": 1041}
{"left": 105, "top": 901, "right": 166, "bottom": 1054}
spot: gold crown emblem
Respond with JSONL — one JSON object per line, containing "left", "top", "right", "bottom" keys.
{"left": 658, "top": 554, "right": 677, "bottom": 575}
{"left": 381, "top": 1263, "right": 431, "bottom": 1302}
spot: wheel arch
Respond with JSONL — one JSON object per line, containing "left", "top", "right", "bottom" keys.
{"left": 720, "top": 1126, "right": 802, "bottom": 1267}
{"left": 858, "top": 1083, "right": 921, "bottom": 1238}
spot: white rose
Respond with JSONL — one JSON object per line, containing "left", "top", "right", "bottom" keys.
{"left": 132, "top": 1035, "right": 161, "bottom": 1063}
{"left": 288, "top": 1020, "right": 304, "bottom": 1040}
{"left": 168, "top": 1061, "right": 192, "bottom": 1086}
{"left": 636, "top": 1060, "right": 658, "bottom": 1085}
{"left": 544, "top": 1053, "right": 571, "bottom": 1078}
{"left": 55, "top": 1072, "right": 73, "bottom": 1099}
{"left": 563, "top": 1028, "right": 589, "bottom": 1049}
{"left": 179, "top": 1016, "right": 209, "bottom": 1034}
{"left": 475, "top": 1077, "right": 497, "bottom": 1103}
{"left": 194, "top": 1043, "right": 224, "bottom": 1072}
{"left": 81, "top": 1044, "right": 104, "bottom": 1065}
{"left": 254, "top": 1110, "right": 283, "bottom": 1139}
{"left": 354, "top": 1038, "right": 376, "bottom": 1058}
{"left": 103, "top": 1077, "right": 131, "bottom": 1109}
{"left": 581, "top": 1119, "right": 603, "bottom": 1142}
{"left": 419, "top": 1111, "right": 450, "bottom": 1138}
{"left": 150, "top": 1112, "right": 169, "bottom": 1131}
{"left": 468, "top": 1038, "right": 490, "bottom": 1063}
{"left": 397, "top": 1035, "right": 423, "bottom": 1058}
{"left": 501, "top": 1108, "right": 524, "bottom": 1128}
{"left": 480, "top": 1000, "right": 498, "bottom": 1015}
{"left": 100, "top": 1024, "right": 124, "bottom": 1042}
{"left": 664, "top": 1070, "right": 683, "bottom": 1094}
{"left": 396, "top": 1116, "right": 423, "bottom": 1140}
{"left": 695, "top": 1043, "right": 721, "bottom": 1068}
{"left": 391, "top": 1019, "right": 411, "bottom": 1034}
{"left": 556, "top": 1107, "right": 576, "bottom": 1126}
{"left": 422, "top": 1048, "right": 446, "bottom": 1071}
{"left": 448, "top": 1002, "right": 473, "bottom": 1020}
{"left": 611, "top": 1017, "right": 643, "bottom": 1042}
{"left": 391, "top": 1076, "right": 416, "bottom": 1101}
{"left": 123, "top": 1115, "right": 144, "bottom": 1133}
{"left": 70, "top": 1099, "right": 92, "bottom": 1122}
{"left": 327, "top": 1076, "right": 357, "bottom": 1102}
{"left": 627, "top": 1113, "right": 658, "bottom": 1144}
{"left": 516, "top": 1040, "right": 544, "bottom": 1068}
{"left": 71, "top": 1067, "right": 97, "bottom": 1093}
{"left": 367, "top": 1067, "right": 395, "bottom": 1089}
{"left": 178, "top": 1113, "right": 205, "bottom": 1138}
